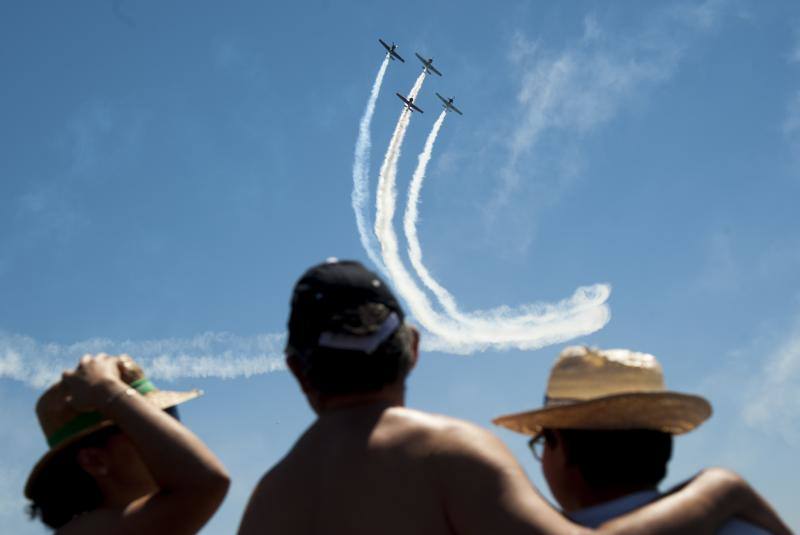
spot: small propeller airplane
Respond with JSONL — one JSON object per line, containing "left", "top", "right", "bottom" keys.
{"left": 379, "top": 39, "right": 405, "bottom": 62}
{"left": 396, "top": 93, "right": 424, "bottom": 113}
{"left": 436, "top": 93, "right": 463, "bottom": 115}
{"left": 415, "top": 53, "right": 442, "bottom": 76}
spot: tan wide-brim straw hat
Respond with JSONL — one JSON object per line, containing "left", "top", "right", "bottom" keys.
{"left": 25, "top": 356, "right": 201, "bottom": 499}
{"left": 492, "top": 346, "right": 712, "bottom": 437}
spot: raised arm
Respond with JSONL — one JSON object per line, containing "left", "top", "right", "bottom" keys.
{"left": 59, "top": 354, "right": 230, "bottom": 535}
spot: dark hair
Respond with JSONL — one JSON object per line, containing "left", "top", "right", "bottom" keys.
{"left": 548, "top": 428, "right": 672, "bottom": 489}
{"left": 298, "top": 323, "right": 414, "bottom": 396}
{"left": 28, "top": 426, "right": 120, "bottom": 530}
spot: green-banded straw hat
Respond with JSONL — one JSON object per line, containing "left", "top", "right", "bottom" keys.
{"left": 24, "top": 356, "right": 201, "bottom": 499}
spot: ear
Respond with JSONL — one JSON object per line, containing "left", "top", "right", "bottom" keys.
{"left": 76, "top": 447, "right": 110, "bottom": 478}
{"left": 286, "top": 354, "right": 313, "bottom": 395}
{"left": 287, "top": 354, "right": 323, "bottom": 413}
{"left": 407, "top": 326, "right": 420, "bottom": 372}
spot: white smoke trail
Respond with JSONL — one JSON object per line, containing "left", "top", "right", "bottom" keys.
{"left": 0, "top": 331, "right": 286, "bottom": 389}
{"left": 403, "top": 110, "right": 465, "bottom": 319}
{"left": 403, "top": 111, "right": 609, "bottom": 331}
{"left": 374, "top": 73, "right": 457, "bottom": 343}
{"left": 408, "top": 71, "right": 426, "bottom": 101}
{"left": 372, "top": 77, "right": 611, "bottom": 353}
{"left": 372, "top": 75, "right": 478, "bottom": 342}
{"left": 352, "top": 56, "right": 391, "bottom": 271}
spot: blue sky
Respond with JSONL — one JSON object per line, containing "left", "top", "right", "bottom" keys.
{"left": 2, "top": 0, "right": 799, "bottom": 532}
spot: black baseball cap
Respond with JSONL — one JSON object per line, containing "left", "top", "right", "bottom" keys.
{"left": 287, "top": 259, "right": 405, "bottom": 358}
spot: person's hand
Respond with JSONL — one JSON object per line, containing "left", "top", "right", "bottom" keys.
{"left": 61, "top": 353, "right": 126, "bottom": 411}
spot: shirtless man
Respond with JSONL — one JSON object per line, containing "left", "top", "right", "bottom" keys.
{"left": 239, "top": 259, "right": 789, "bottom": 535}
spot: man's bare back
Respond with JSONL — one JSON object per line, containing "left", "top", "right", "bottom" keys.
{"left": 239, "top": 404, "right": 566, "bottom": 535}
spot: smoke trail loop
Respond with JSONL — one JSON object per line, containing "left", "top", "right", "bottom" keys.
{"left": 370, "top": 73, "right": 611, "bottom": 353}
{"left": 403, "top": 111, "right": 610, "bottom": 331}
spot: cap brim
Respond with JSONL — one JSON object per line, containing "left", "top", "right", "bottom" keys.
{"left": 24, "top": 389, "right": 201, "bottom": 499}
{"left": 492, "top": 391, "right": 712, "bottom": 437}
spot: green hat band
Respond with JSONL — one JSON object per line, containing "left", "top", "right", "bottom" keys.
{"left": 46, "top": 378, "right": 156, "bottom": 448}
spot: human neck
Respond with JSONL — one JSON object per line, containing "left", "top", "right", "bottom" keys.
{"left": 314, "top": 384, "right": 405, "bottom": 414}
{"left": 564, "top": 483, "right": 657, "bottom": 512}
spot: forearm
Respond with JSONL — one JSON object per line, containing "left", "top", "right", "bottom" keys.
{"left": 597, "top": 468, "right": 791, "bottom": 535}
{"left": 99, "top": 378, "right": 230, "bottom": 496}
{"left": 597, "top": 476, "right": 727, "bottom": 534}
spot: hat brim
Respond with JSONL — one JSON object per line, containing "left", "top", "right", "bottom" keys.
{"left": 24, "top": 389, "right": 201, "bottom": 499}
{"left": 492, "top": 391, "right": 712, "bottom": 437}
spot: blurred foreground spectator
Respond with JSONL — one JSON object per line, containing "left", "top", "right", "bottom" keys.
{"left": 26, "top": 354, "right": 229, "bottom": 534}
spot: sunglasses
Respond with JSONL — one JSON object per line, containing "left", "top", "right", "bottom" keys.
{"left": 527, "top": 430, "right": 556, "bottom": 461}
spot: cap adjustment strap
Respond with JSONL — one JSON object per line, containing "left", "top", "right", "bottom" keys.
{"left": 317, "top": 312, "right": 401, "bottom": 354}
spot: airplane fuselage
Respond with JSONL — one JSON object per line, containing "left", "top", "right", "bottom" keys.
{"left": 379, "top": 39, "right": 405, "bottom": 62}
{"left": 435, "top": 92, "right": 463, "bottom": 115}
{"left": 396, "top": 92, "right": 424, "bottom": 113}
{"left": 415, "top": 52, "right": 442, "bottom": 76}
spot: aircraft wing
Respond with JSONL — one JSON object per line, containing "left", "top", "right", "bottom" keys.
{"left": 415, "top": 52, "right": 426, "bottom": 64}
{"left": 435, "top": 92, "right": 461, "bottom": 114}
{"left": 428, "top": 64, "right": 442, "bottom": 76}
{"left": 396, "top": 93, "right": 424, "bottom": 113}
{"left": 380, "top": 39, "right": 405, "bottom": 62}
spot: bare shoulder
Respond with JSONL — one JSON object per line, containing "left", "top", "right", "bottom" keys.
{"left": 246, "top": 454, "right": 297, "bottom": 505}
{"left": 238, "top": 454, "right": 302, "bottom": 534}
{"left": 390, "top": 408, "right": 510, "bottom": 451}
{"left": 389, "top": 409, "right": 567, "bottom": 535}
{"left": 382, "top": 407, "right": 488, "bottom": 435}
{"left": 382, "top": 407, "right": 519, "bottom": 473}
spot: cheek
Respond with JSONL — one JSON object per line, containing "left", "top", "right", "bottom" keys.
{"left": 541, "top": 447, "right": 559, "bottom": 486}
{"left": 107, "top": 435, "right": 152, "bottom": 479}
{"left": 541, "top": 446, "right": 570, "bottom": 502}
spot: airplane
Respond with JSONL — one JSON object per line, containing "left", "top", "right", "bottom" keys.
{"left": 379, "top": 38, "right": 405, "bottom": 62}
{"left": 436, "top": 92, "right": 463, "bottom": 115}
{"left": 396, "top": 93, "right": 424, "bottom": 113}
{"left": 415, "top": 52, "right": 442, "bottom": 76}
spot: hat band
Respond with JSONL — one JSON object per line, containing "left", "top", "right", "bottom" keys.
{"left": 317, "top": 312, "right": 401, "bottom": 354}
{"left": 545, "top": 390, "right": 667, "bottom": 407}
{"left": 46, "top": 378, "right": 156, "bottom": 448}
{"left": 544, "top": 396, "right": 585, "bottom": 407}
